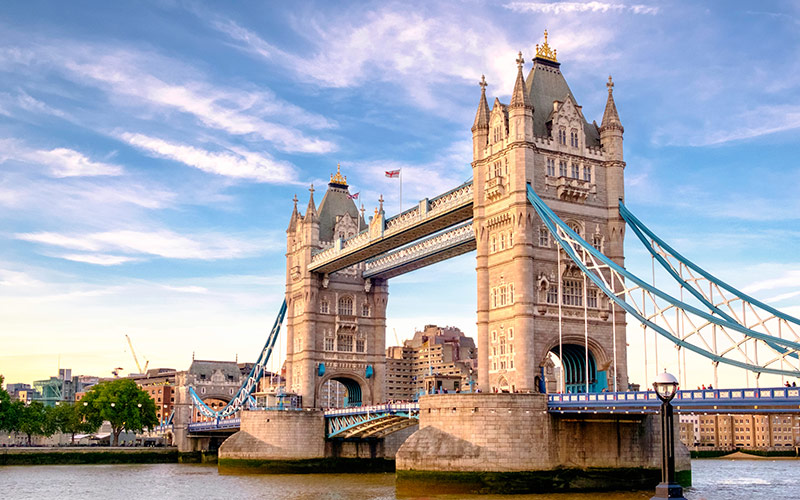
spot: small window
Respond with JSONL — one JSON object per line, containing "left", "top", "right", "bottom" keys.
{"left": 491, "top": 236, "right": 497, "bottom": 253}
{"left": 539, "top": 227, "right": 550, "bottom": 247}
{"left": 558, "top": 128, "right": 566, "bottom": 145}
{"left": 547, "top": 284, "right": 558, "bottom": 304}
{"left": 324, "top": 338, "right": 334, "bottom": 351}
{"left": 320, "top": 300, "right": 329, "bottom": 314}
{"left": 362, "top": 302, "right": 370, "bottom": 317}
{"left": 546, "top": 158, "right": 555, "bottom": 176}
{"left": 559, "top": 160, "right": 567, "bottom": 177}
{"left": 583, "top": 165, "right": 592, "bottom": 182}
{"left": 356, "top": 338, "right": 365, "bottom": 353}
{"left": 587, "top": 288, "right": 598, "bottom": 308}
{"left": 571, "top": 163, "right": 579, "bottom": 179}
{"left": 592, "top": 234, "right": 603, "bottom": 252}
{"left": 508, "top": 231, "right": 513, "bottom": 247}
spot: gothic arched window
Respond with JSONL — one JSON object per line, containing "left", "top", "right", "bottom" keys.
{"left": 338, "top": 296, "right": 353, "bottom": 316}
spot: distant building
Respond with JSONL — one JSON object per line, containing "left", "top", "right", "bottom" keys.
{"left": 680, "top": 413, "right": 800, "bottom": 449}
{"left": 384, "top": 325, "right": 477, "bottom": 401}
{"left": 6, "top": 383, "right": 34, "bottom": 401}
{"left": 30, "top": 368, "right": 97, "bottom": 406}
{"left": 177, "top": 360, "right": 244, "bottom": 423}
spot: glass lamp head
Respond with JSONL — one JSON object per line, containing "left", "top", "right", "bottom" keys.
{"left": 653, "top": 371, "right": 679, "bottom": 402}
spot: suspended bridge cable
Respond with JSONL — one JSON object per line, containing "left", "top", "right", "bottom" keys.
{"left": 620, "top": 202, "right": 800, "bottom": 365}
{"left": 189, "top": 299, "right": 288, "bottom": 419}
{"left": 526, "top": 185, "right": 800, "bottom": 378}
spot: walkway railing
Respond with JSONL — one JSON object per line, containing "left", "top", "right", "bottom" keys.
{"left": 548, "top": 386, "right": 800, "bottom": 414}
{"left": 187, "top": 417, "right": 241, "bottom": 432}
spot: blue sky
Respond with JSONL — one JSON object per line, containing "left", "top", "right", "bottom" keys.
{"left": 1, "top": 1, "right": 799, "bottom": 389}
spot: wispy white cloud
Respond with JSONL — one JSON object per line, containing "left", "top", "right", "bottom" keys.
{"left": 211, "top": 11, "right": 613, "bottom": 112}
{"left": 0, "top": 42, "right": 337, "bottom": 154}
{"left": 0, "top": 139, "right": 123, "bottom": 177}
{"left": 59, "top": 49, "right": 336, "bottom": 154}
{"left": 16, "top": 229, "right": 269, "bottom": 262}
{"left": 505, "top": 2, "right": 659, "bottom": 15}
{"left": 742, "top": 270, "right": 800, "bottom": 294}
{"left": 59, "top": 253, "right": 142, "bottom": 266}
{"left": 119, "top": 132, "right": 298, "bottom": 184}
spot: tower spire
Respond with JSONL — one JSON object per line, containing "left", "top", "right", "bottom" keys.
{"left": 601, "top": 75, "right": 623, "bottom": 131}
{"left": 510, "top": 51, "right": 532, "bottom": 109}
{"left": 471, "top": 75, "right": 490, "bottom": 132}
{"left": 306, "top": 184, "right": 317, "bottom": 218}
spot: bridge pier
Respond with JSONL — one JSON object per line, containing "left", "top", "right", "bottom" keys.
{"left": 217, "top": 409, "right": 402, "bottom": 472}
{"left": 396, "top": 393, "right": 690, "bottom": 494}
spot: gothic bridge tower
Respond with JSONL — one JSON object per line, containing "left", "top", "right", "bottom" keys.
{"left": 472, "top": 31, "right": 628, "bottom": 394}
{"left": 284, "top": 166, "right": 388, "bottom": 407}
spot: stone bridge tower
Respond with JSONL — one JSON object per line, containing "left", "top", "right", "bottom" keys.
{"left": 285, "top": 166, "right": 388, "bottom": 407}
{"left": 472, "top": 32, "right": 628, "bottom": 394}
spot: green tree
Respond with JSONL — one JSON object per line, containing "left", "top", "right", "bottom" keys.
{"left": 0, "top": 375, "right": 12, "bottom": 432}
{"left": 16, "top": 400, "right": 54, "bottom": 446}
{"left": 79, "top": 379, "right": 158, "bottom": 446}
{"left": 51, "top": 402, "right": 98, "bottom": 444}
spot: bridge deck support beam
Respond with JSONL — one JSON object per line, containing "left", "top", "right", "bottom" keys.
{"left": 396, "top": 393, "right": 691, "bottom": 495}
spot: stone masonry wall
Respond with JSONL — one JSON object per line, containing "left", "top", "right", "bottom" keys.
{"left": 397, "top": 393, "right": 690, "bottom": 474}
{"left": 218, "top": 409, "right": 325, "bottom": 460}
{"left": 397, "top": 393, "right": 556, "bottom": 471}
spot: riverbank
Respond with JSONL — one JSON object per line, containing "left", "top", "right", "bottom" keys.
{"left": 0, "top": 447, "right": 217, "bottom": 465}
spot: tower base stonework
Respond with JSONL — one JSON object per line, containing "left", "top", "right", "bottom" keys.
{"left": 396, "top": 394, "right": 690, "bottom": 494}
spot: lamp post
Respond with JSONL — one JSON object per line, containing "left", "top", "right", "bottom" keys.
{"left": 651, "top": 371, "right": 686, "bottom": 500}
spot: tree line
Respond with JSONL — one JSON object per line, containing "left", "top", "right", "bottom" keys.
{"left": 0, "top": 376, "right": 159, "bottom": 446}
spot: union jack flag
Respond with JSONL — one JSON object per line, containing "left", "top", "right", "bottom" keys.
{"left": 347, "top": 192, "right": 359, "bottom": 200}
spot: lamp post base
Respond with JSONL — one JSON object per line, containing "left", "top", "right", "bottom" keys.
{"left": 650, "top": 482, "right": 687, "bottom": 500}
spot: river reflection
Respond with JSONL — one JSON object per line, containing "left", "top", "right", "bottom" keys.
{"left": 0, "top": 459, "right": 798, "bottom": 499}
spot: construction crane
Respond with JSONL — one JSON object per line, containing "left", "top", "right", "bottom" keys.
{"left": 125, "top": 334, "right": 149, "bottom": 374}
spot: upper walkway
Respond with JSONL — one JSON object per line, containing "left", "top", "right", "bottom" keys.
{"left": 309, "top": 181, "right": 473, "bottom": 275}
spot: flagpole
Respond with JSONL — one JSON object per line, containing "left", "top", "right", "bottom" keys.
{"left": 399, "top": 169, "right": 403, "bottom": 213}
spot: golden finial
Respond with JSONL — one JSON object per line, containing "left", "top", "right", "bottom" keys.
{"left": 535, "top": 29, "right": 558, "bottom": 62}
{"left": 607, "top": 75, "right": 614, "bottom": 94}
{"left": 330, "top": 162, "right": 348, "bottom": 186}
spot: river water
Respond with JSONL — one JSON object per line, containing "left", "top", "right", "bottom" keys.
{"left": 1, "top": 459, "right": 798, "bottom": 499}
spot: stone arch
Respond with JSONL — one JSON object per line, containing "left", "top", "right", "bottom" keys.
{"left": 496, "top": 375, "right": 511, "bottom": 393}
{"left": 316, "top": 371, "right": 371, "bottom": 408}
{"left": 540, "top": 335, "right": 611, "bottom": 394}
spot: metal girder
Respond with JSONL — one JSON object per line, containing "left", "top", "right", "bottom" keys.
{"left": 189, "top": 300, "right": 287, "bottom": 419}
{"left": 324, "top": 403, "right": 420, "bottom": 438}
{"left": 363, "top": 221, "right": 476, "bottom": 279}
{"left": 527, "top": 186, "right": 800, "bottom": 379}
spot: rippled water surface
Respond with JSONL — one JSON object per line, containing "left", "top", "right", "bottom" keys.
{"left": 1, "top": 459, "right": 798, "bottom": 499}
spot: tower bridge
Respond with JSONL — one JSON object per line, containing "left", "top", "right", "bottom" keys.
{"left": 172, "top": 31, "right": 800, "bottom": 493}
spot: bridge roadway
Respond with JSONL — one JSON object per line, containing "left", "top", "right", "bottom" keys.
{"left": 184, "top": 387, "right": 800, "bottom": 437}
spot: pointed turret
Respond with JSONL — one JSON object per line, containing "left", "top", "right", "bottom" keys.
{"left": 508, "top": 52, "right": 534, "bottom": 142}
{"left": 471, "top": 75, "right": 491, "bottom": 161}
{"left": 306, "top": 184, "right": 317, "bottom": 220}
{"left": 509, "top": 52, "right": 532, "bottom": 110}
{"left": 600, "top": 76, "right": 623, "bottom": 132}
{"left": 472, "top": 75, "right": 490, "bottom": 132}
{"left": 600, "top": 75, "right": 624, "bottom": 163}
{"left": 287, "top": 194, "right": 299, "bottom": 232}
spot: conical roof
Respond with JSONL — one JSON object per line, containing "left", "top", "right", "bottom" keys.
{"left": 525, "top": 58, "right": 600, "bottom": 147}
{"left": 472, "top": 75, "right": 490, "bottom": 131}
{"left": 317, "top": 176, "right": 365, "bottom": 242}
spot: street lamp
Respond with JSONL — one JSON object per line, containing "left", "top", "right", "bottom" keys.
{"left": 651, "top": 371, "right": 686, "bottom": 500}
